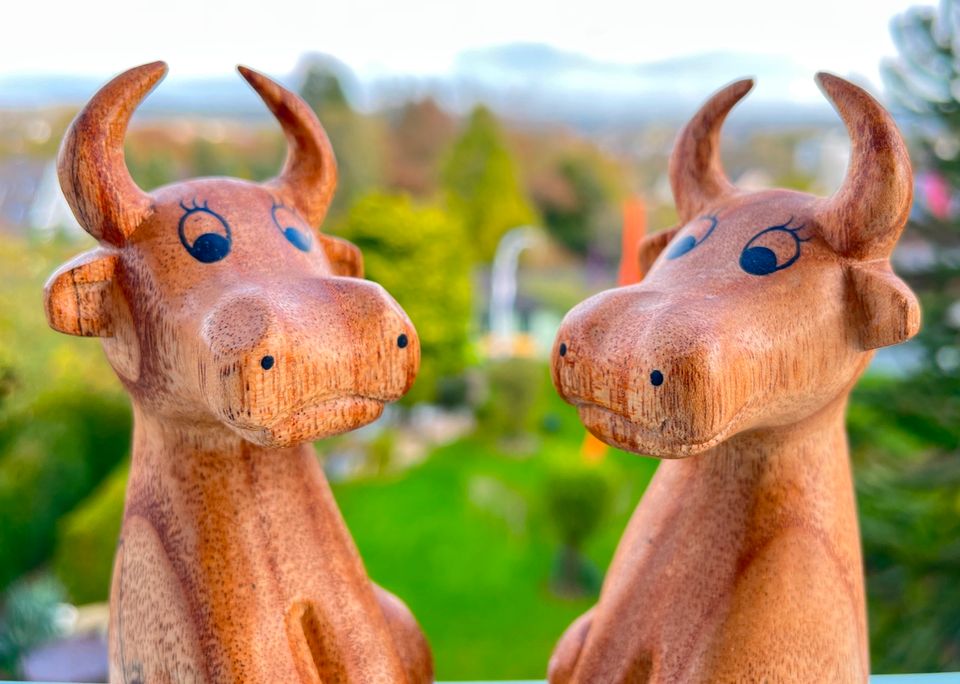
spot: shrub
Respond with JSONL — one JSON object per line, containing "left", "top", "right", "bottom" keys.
{"left": 476, "top": 358, "right": 545, "bottom": 444}
{"left": 544, "top": 467, "right": 610, "bottom": 550}
{"left": 543, "top": 466, "right": 611, "bottom": 597}
{"left": 0, "top": 574, "right": 67, "bottom": 678}
{"left": 52, "top": 461, "right": 129, "bottom": 604}
{"left": 442, "top": 106, "right": 539, "bottom": 263}
{"left": 0, "top": 391, "right": 130, "bottom": 591}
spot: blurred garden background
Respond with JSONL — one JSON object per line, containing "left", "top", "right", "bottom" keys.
{"left": 1, "top": 0, "right": 960, "bottom": 680}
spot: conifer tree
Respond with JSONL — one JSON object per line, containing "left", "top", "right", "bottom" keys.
{"left": 442, "top": 106, "right": 538, "bottom": 262}
{"left": 846, "top": 1, "right": 960, "bottom": 671}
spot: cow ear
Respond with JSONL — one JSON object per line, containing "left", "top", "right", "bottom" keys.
{"left": 638, "top": 227, "right": 679, "bottom": 279}
{"left": 847, "top": 261, "right": 920, "bottom": 350}
{"left": 318, "top": 234, "right": 363, "bottom": 278}
{"left": 44, "top": 249, "right": 119, "bottom": 337}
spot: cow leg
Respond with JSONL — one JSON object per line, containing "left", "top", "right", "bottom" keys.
{"left": 372, "top": 584, "right": 433, "bottom": 684}
{"left": 548, "top": 607, "right": 595, "bottom": 684}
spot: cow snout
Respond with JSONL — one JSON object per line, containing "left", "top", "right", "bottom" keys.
{"left": 552, "top": 286, "right": 742, "bottom": 456}
{"left": 197, "top": 278, "right": 419, "bottom": 445}
{"left": 552, "top": 287, "right": 672, "bottom": 409}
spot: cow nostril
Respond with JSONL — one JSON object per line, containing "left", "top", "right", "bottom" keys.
{"left": 650, "top": 370, "right": 664, "bottom": 386}
{"left": 260, "top": 355, "right": 275, "bottom": 371}
{"left": 397, "top": 334, "right": 408, "bottom": 349}
{"left": 559, "top": 342, "right": 568, "bottom": 357}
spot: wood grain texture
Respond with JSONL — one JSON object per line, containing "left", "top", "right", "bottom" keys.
{"left": 44, "top": 62, "right": 432, "bottom": 683}
{"left": 549, "top": 74, "right": 920, "bottom": 683}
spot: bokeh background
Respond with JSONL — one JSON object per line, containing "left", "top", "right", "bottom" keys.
{"left": 1, "top": 0, "right": 959, "bottom": 680}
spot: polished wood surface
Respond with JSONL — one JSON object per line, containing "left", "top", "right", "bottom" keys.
{"left": 44, "top": 62, "right": 431, "bottom": 684}
{"left": 549, "top": 74, "right": 920, "bottom": 683}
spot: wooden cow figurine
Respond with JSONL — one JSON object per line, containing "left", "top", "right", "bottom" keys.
{"left": 44, "top": 62, "right": 432, "bottom": 684}
{"left": 549, "top": 74, "right": 920, "bottom": 683}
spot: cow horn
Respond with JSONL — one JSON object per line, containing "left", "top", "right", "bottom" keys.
{"left": 58, "top": 61, "right": 164, "bottom": 245}
{"left": 814, "top": 72, "right": 913, "bottom": 259}
{"left": 669, "top": 78, "right": 753, "bottom": 223}
{"left": 238, "top": 65, "right": 337, "bottom": 228}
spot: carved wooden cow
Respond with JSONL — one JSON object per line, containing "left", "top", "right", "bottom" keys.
{"left": 549, "top": 74, "right": 919, "bottom": 683}
{"left": 44, "top": 62, "right": 432, "bottom": 684}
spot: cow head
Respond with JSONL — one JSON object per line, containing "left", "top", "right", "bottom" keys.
{"left": 45, "top": 62, "right": 419, "bottom": 447}
{"left": 552, "top": 74, "right": 920, "bottom": 458}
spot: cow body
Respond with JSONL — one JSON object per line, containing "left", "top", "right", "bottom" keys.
{"left": 549, "top": 75, "right": 918, "bottom": 683}
{"left": 45, "top": 63, "right": 432, "bottom": 683}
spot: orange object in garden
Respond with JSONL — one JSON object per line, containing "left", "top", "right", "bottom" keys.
{"left": 617, "top": 196, "right": 647, "bottom": 286}
{"left": 550, "top": 74, "right": 919, "bottom": 682}
{"left": 43, "top": 63, "right": 432, "bottom": 684}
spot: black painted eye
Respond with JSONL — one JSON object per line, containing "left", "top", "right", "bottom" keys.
{"left": 179, "top": 199, "right": 231, "bottom": 263}
{"left": 740, "top": 218, "right": 810, "bottom": 276}
{"left": 667, "top": 214, "right": 719, "bottom": 259}
{"left": 271, "top": 202, "right": 312, "bottom": 252}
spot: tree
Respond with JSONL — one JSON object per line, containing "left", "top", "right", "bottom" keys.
{"left": 533, "top": 153, "right": 615, "bottom": 257}
{"left": 883, "top": 3, "right": 960, "bottom": 382}
{"left": 0, "top": 391, "right": 130, "bottom": 592}
{"left": 335, "top": 193, "right": 472, "bottom": 403}
{"left": 442, "top": 106, "right": 538, "bottom": 262}
{"left": 385, "top": 98, "right": 456, "bottom": 197}
{"left": 300, "top": 61, "right": 350, "bottom": 111}
{"left": 841, "top": 1, "right": 960, "bottom": 672}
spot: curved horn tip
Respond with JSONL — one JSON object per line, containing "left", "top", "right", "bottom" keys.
{"left": 725, "top": 77, "right": 756, "bottom": 97}
{"left": 117, "top": 61, "right": 169, "bottom": 90}
{"left": 136, "top": 60, "right": 169, "bottom": 76}
{"left": 236, "top": 65, "right": 296, "bottom": 117}
{"left": 237, "top": 65, "right": 283, "bottom": 99}
{"left": 814, "top": 70, "right": 837, "bottom": 86}
{"left": 82, "top": 61, "right": 168, "bottom": 113}
{"left": 691, "top": 77, "right": 755, "bottom": 116}
{"left": 682, "top": 77, "right": 755, "bottom": 131}
{"left": 707, "top": 77, "right": 755, "bottom": 114}
{"left": 814, "top": 70, "right": 847, "bottom": 91}
{"left": 815, "top": 71, "right": 858, "bottom": 100}
{"left": 814, "top": 71, "right": 888, "bottom": 113}
{"left": 237, "top": 64, "right": 264, "bottom": 85}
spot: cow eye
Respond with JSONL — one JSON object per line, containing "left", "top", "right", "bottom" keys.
{"left": 271, "top": 202, "right": 312, "bottom": 252}
{"left": 178, "top": 199, "right": 231, "bottom": 263}
{"left": 667, "top": 214, "right": 718, "bottom": 259}
{"left": 740, "top": 218, "right": 810, "bottom": 276}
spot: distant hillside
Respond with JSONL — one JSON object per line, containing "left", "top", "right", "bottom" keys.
{"left": 0, "top": 44, "right": 865, "bottom": 131}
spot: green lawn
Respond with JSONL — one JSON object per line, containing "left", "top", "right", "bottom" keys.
{"left": 333, "top": 393, "right": 658, "bottom": 681}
